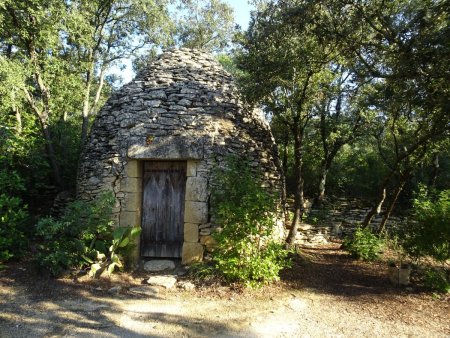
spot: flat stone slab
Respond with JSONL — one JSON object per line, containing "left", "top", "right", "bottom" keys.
{"left": 178, "top": 281, "right": 195, "bottom": 291}
{"left": 129, "top": 286, "right": 159, "bottom": 296}
{"left": 143, "top": 260, "right": 176, "bottom": 272}
{"left": 108, "top": 286, "right": 123, "bottom": 294}
{"left": 128, "top": 135, "right": 204, "bottom": 160}
{"left": 147, "top": 276, "right": 177, "bottom": 289}
{"left": 62, "top": 300, "right": 109, "bottom": 312}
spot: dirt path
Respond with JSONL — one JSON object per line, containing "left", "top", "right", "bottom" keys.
{"left": 1, "top": 244, "right": 449, "bottom": 337}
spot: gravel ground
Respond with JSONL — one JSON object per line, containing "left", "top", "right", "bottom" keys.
{"left": 1, "top": 244, "right": 449, "bottom": 337}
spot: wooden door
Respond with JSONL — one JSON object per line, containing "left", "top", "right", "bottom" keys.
{"left": 141, "top": 161, "right": 186, "bottom": 257}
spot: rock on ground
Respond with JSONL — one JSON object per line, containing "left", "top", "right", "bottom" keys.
{"left": 147, "top": 275, "right": 177, "bottom": 289}
{"left": 143, "top": 260, "right": 176, "bottom": 272}
{"left": 128, "top": 286, "right": 159, "bottom": 296}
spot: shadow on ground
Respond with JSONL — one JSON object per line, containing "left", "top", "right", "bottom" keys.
{"left": 0, "top": 264, "right": 245, "bottom": 338}
{"left": 280, "top": 243, "right": 411, "bottom": 298}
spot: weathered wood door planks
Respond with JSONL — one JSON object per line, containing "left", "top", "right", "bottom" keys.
{"left": 141, "top": 161, "right": 186, "bottom": 257}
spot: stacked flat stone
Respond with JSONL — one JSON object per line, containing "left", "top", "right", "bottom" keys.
{"left": 77, "top": 48, "right": 283, "bottom": 263}
{"left": 294, "top": 200, "right": 406, "bottom": 245}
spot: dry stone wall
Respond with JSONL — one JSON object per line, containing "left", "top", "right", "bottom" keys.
{"left": 77, "top": 48, "right": 283, "bottom": 264}
{"left": 294, "top": 199, "right": 406, "bottom": 246}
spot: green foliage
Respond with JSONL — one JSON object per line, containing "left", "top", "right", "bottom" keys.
{"left": 325, "top": 142, "right": 388, "bottom": 199}
{"left": 109, "top": 226, "right": 141, "bottom": 271}
{"left": 210, "top": 156, "right": 290, "bottom": 287}
{"left": 401, "top": 186, "right": 450, "bottom": 262}
{"left": 385, "top": 233, "right": 410, "bottom": 268}
{"left": 173, "top": 0, "right": 235, "bottom": 52}
{"left": 0, "top": 170, "right": 29, "bottom": 266}
{"left": 0, "top": 0, "right": 174, "bottom": 193}
{"left": 34, "top": 190, "right": 141, "bottom": 277}
{"left": 0, "top": 195, "right": 28, "bottom": 264}
{"left": 423, "top": 268, "right": 450, "bottom": 294}
{"left": 188, "top": 262, "right": 218, "bottom": 282}
{"left": 0, "top": 126, "right": 31, "bottom": 266}
{"left": 35, "top": 192, "right": 115, "bottom": 276}
{"left": 0, "top": 105, "right": 53, "bottom": 203}
{"left": 343, "top": 227, "right": 384, "bottom": 261}
{"left": 216, "top": 54, "right": 246, "bottom": 79}
{"left": 89, "top": 226, "right": 141, "bottom": 277}
{"left": 239, "top": 0, "right": 449, "bottom": 222}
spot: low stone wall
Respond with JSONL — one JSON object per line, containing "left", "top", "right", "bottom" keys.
{"left": 294, "top": 200, "right": 406, "bottom": 245}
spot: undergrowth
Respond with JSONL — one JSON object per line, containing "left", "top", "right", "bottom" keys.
{"left": 209, "top": 156, "right": 291, "bottom": 287}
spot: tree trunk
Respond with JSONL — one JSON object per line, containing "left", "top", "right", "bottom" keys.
{"left": 429, "top": 153, "right": 439, "bottom": 187}
{"left": 90, "top": 67, "right": 106, "bottom": 115}
{"left": 315, "top": 166, "right": 328, "bottom": 207}
{"left": 362, "top": 187, "right": 386, "bottom": 228}
{"left": 286, "top": 127, "right": 304, "bottom": 244}
{"left": 378, "top": 180, "right": 405, "bottom": 233}
{"left": 12, "top": 90, "right": 22, "bottom": 134}
{"left": 14, "top": 106, "right": 22, "bottom": 135}
{"left": 24, "top": 45, "right": 63, "bottom": 189}
{"left": 316, "top": 103, "right": 329, "bottom": 208}
{"left": 41, "top": 121, "right": 63, "bottom": 190}
{"left": 81, "top": 65, "right": 106, "bottom": 146}
{"left": 281, "top": 130, "right": 289, "bottom": 212}
{"left": 81, "top": 69, "right": 92, "bottom": 146}
{"left": 314, "top": 147, "right": 339, "bottom": 207}
{"left": 23, "top": 88, "right": 63, "bottom": 190}
{"left": 362, "top": 169, "right": 397, "bottom": 228}
{"left": 314, "top": 156, "right": 333, "bottom": 207}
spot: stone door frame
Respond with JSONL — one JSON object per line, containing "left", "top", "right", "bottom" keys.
{"left": 120, "top": 159, "right": 206, "bottom": 264}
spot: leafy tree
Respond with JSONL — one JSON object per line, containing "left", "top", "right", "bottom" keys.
{"left": 0, "top": 132, "right": 29, "bottom": 265}
{"left": 0, "top": 0, "right": 174, "bottom": 193}
{"left": 240, "top": 0, "right": 449, "bottom": 236}
{"left": 236, "top": 0, "right": 344, "bottom": 243}
{"left": 424, "top": 142, "right": 450, "bottom": 191}
{"left": 312, "top": 64, "right": 367, "bottom": 206}
{"left": 401, "top": 186, "right": 450, "bottom": 262}
{"left": 341, "top": 0, "right": 450, "bottom": 230}
{"left": 215, "top": 53, "right": 245, "bottom": 78}
{"left": 324, "top": 140, "right": 388, "bottom": 199}
{"left": 270, "top": 115, "right": 293, "bottom": 208}
{"left": 268, "top": 62, "right": 372, "bottom": 207}
{"left": 108, "top": 1, "right": 238, "bottom": 75}
{"left": 173, "top": 0, "right": 235, "bottom": 52}
{"left": 0, "top": 0, "right": 74, "bottom": 189}
{"left": 65, "top": 0, "right": 174, "bottom": 144}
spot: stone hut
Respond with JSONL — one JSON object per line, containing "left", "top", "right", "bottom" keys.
{"left": 77, "top": 48, "right": 282, "bottom": 264}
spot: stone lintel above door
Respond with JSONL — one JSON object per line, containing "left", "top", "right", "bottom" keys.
{"left": 128, "top": 135, "right": 205, "bottom": 160}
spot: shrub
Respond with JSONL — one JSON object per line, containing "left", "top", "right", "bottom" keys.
{"left": 343, "top": 226, "right": 384, "bottom": 261}
{"left": 0, "top": 170, "right": 29, "bottom": 267}
{"left": 210, "top": 156, "right": 290, "bottom": 287}
{"left": 423, "top": 268, "right": 450, "bottom": 293}
{"left": 401, "top": 186, "right": 449, "bottom": 262}
{"left": 35, "top": 192, "right": 115, "bottom": 276}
